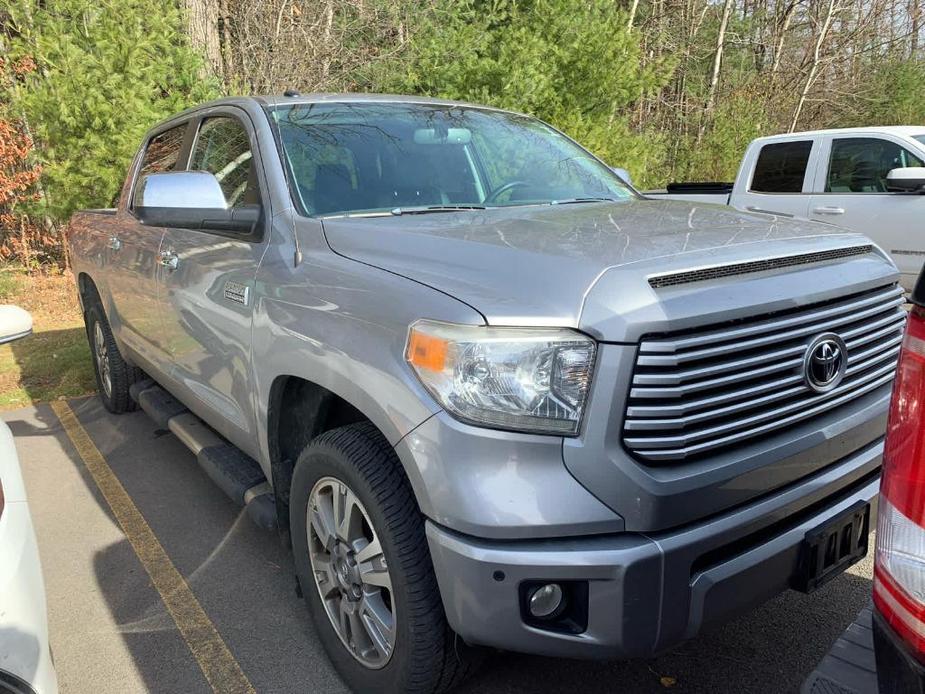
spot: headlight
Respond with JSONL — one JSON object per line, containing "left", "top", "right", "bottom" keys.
{"left": 405, "top": 320, "right": 596, "bottom": 435}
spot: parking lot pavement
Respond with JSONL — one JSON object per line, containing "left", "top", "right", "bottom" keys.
{"left": 8, "top": 396, "right": 874, "bottom": 694}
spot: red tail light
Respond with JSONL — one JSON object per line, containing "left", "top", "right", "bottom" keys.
{"left": 874, "top": 305, "right": 925, "bottom": 658}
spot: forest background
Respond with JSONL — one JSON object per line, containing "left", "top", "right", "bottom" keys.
{"left": 0, "top": 0, "right": 922, "bottom": 266}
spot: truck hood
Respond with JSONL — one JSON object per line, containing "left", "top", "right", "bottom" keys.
{"left": 321, "top": 199, "right": 898, "bottom": 341}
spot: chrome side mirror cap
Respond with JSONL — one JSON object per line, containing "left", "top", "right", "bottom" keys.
{"left": 134, "top": 171, "right": 228, "bottom": 209}
{"left": 133, "top": 171, "right": 261, "bottom": 236}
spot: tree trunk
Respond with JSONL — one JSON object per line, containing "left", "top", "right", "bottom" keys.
{"left": 627, "top": 0, "right": 640, "bottom": 30}
{"left": 183, "top": 0, "right": 224, "bottom": 85}
{"left": 770, "top": 1, "right": 798, "bottom": 79}
{"left": 789, "top": 0, "right": 839, "bottom": 133}
{"left": 698, "top": 0, "right": 735, "bottom": 142}
{"left": 911, "top": 0, "right": 921, "bottom": 56}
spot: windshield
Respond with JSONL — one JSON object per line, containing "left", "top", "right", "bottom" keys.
{"left": 270, "top": 102, "right": 634, "bottom": 217}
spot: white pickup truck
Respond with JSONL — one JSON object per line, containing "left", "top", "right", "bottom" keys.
{"left": 648, "top": 127, "right": 925, "bottom": 290}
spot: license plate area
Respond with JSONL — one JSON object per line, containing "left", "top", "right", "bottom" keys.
{"left": 793, "top": 500, "right": 870, "bottom": 593}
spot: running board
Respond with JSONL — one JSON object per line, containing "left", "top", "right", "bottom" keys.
{"left": 129, "top": 380, "right": 277, "bottom": 531}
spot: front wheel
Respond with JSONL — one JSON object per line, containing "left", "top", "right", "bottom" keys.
{"left": 85, "top": 302, "right": 139, "bottom": 414}
{"left": 290, "top": 422, "right": 482, "bottom": 693}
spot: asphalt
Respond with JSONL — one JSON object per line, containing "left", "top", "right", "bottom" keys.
{"left": 8, "top": 396, "right": 875, "bottom": 694}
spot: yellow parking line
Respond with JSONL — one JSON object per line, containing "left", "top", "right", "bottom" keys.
{"left": 51, "top": 400, "right": 255, "bottom": 694}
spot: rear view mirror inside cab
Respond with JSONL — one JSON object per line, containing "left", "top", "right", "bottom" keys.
{"left": 413, "top": 127, "right": 471, "bottom": 145}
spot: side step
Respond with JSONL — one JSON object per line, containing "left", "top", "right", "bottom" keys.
{"left": 129, "top": 380, "right": 277, "bottom": 531}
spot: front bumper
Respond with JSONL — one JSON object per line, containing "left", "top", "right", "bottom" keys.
{"left": 427, "top": 440, "right": 881, "bottom": 659}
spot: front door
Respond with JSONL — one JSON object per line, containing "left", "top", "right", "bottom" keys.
{"left": 108, "top": 122, "right": 189, "bottom": 371}
{"left": 808, "top": 135, "right": 925, "bottom": 291}
{"left": 735, "top": 138, "right": 817, "bottom": 219}
{"left": 156, "top": 111, "right": 266, "bottom": 457}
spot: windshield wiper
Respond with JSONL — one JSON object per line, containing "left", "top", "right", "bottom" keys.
{"left": 549, "top": 197, "right": 619, "bottom": 205}
{"left": 390, "top": 204, "right": 486, "bottom": 216}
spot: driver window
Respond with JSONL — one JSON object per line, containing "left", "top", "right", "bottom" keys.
{"left": 826, "top": 137, "right": 924, "bottom": 193}
{"left": 190, "top": 117, "right": 259, "bottom": 207}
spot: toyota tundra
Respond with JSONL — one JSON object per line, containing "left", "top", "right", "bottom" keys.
{"left": 67, "top": 94, "right": 903, "bottom": 693}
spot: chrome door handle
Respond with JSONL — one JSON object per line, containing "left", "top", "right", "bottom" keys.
{"left": 158, "top": 250, "right": 179, "bottom": 270}
{"left": 812, "top": 206, "right": 845, "bottom": 216}
{"left": 106, "top": 236, "right": 122, "bottom": 251}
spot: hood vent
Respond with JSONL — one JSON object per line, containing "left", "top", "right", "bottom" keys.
{"left": 648, "top": 245, "right": 874, "bottom": 289}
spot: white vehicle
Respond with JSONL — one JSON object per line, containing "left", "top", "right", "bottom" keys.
{"left": 0, "top": 305, "right": 57, "bottom": 694}
{"left": 648, "top": 126, "right": 925, "bottom": 291}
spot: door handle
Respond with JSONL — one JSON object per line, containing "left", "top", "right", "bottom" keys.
{"left": 812, "top": 206, "right": 845, "bottom": 216}
{"left": 745, "top": 206, "right": 794, "bottom": 218}
{"left": 158, "top": 250, "right": 179, "bottom": 271}
{"left": 106, "top": 236, "right": 122, "bottom": 251}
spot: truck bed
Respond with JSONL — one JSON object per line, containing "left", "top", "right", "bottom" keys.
{"left": 645, "top": 181, "right": 732, "bottom": 205}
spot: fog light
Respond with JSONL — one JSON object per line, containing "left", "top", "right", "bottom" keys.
{"left": 528, "top": 583, "right": 564, "bottom": 619}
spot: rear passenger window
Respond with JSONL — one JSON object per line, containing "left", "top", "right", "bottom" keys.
{"left": 826, "top": 137, "right": 925, "bottom": 193}
{"left": 750, "top": 141, "right": 813, "bottom": 193}
{"left": 190, "top": 117, "right": 259, "bottom": 207}
{"left": 138, "top": 124, "right": 187, "bottom": 180}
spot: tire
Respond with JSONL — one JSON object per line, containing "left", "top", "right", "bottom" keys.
{"left": 85, "top": 301, "right": 140, "bottom": 414}
{"left": 290, "top": 422, "right": 482, "bottom": 693}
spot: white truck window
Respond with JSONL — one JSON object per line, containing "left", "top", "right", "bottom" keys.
{"left": 750, "top": 141, "right": 813, "bottom": 193}
{"left": 826, "top": 137, "right": 924, "bottom": 193}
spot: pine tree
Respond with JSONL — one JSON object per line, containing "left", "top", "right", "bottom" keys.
{"left": 362, "top": 0, "right": 673, "bottom": 184}
{"left": 1, "top": 0, "right": 220, "bottom": 222}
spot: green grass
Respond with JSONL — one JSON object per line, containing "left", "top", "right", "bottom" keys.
{"left": 0, "top": 267, "right": 24, "bottom": 300}
{"left": 0, "top": 265, "right": 96, "bottom": 409}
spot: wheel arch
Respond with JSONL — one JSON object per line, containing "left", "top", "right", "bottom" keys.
{"left": 77, "top": 271, "right": 100, "bottom": 312}
{"left": 266, "top": 374, "right": 381, "bottom": 541}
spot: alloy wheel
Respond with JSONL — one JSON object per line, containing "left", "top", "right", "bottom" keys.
{"left": 93, "top": 321, "right": 112, "bottom": 398}
{"left": 306, "top": 476, "right": 396, "bottom": 669}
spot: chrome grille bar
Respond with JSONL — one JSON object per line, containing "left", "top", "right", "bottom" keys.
{"left": 623, "top": 283, "right": 905, "bottom": 462}
{"left": 639, "top": 285, "right": 904, "bottom": 353}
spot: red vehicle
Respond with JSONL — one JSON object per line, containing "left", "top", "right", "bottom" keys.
{"left": 805, "top": 272, "right": 925, "bottom": 693}
{"left": 872, "top": 271, "right": 925, "bottom": 691}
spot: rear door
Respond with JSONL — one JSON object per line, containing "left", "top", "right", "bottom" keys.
{"left": 155, "top": 108, "right": 267, "bottom": 457}
{"left": 734, "top": 138, "right": 819, "bottom": 219}
{"left": 109, "top": 121, "right": 190, "bottom": 370}
{"left": 808, "top": 135, "right": 925, "bottom": 290}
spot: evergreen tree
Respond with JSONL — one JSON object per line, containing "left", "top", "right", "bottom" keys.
{"left": 363, "top": 0, "right": 673, "bottom": 183}
{"left": 1, "top": 0, "right": 219, "bottom": 221}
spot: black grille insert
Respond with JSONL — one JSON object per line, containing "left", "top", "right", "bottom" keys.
{"left": 648, "top": 245, "right": 874, "bottom": 288}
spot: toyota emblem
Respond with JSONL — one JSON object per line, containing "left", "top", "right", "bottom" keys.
{"left": 803, "top": 333, "right": 848, "bottom": 393}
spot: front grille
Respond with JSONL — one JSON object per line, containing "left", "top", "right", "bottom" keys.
{"left": 623, "top": 284, "right": 906, "bottom": 462}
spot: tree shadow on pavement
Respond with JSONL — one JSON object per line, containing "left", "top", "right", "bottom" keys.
{"left": 8, "top": 397, "right": 347, "bottom": 694}
{"left": 6, "top": 398, "right": 876, "bottom": 694}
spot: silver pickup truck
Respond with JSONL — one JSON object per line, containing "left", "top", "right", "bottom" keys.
{"left": 68, "top": 94, "right": 904, "bottom": 693}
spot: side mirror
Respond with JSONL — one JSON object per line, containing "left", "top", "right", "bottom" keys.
{"left": 0, "top": 305, "right": 32, "bottom": 344}
{"left": 611, "top": 167, "right": 633, "bottom": 187}
{"left": 134, "top": 171, "right": 261, "bottom": 234}
{"left": 887, "top": 167, "right": 925, "bottom": 193}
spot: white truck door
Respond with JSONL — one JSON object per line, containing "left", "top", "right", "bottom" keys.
{"left": 808, "top": 135, "right": 925, "bottom": 291}
{"left": 732, "top": 137, "right": 819, "bottom": 219}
